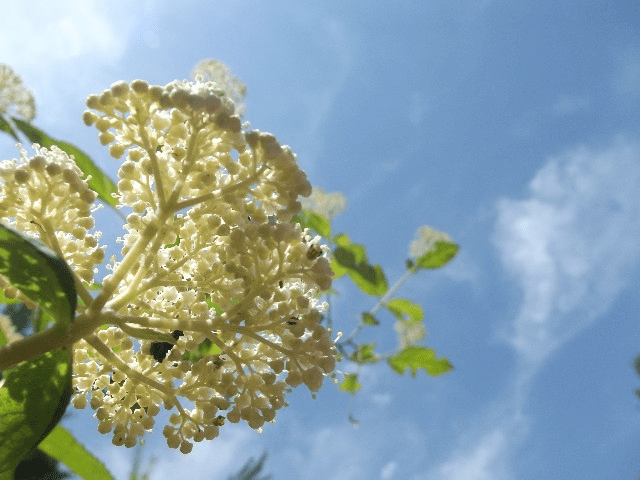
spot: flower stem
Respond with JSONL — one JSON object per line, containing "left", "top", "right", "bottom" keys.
{"left": 0, "top": 312, "right": 104, "bottom": 370}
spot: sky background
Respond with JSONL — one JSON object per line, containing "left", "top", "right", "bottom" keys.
{"left": 2, "top": 1, "right": 640, "bottom": 479}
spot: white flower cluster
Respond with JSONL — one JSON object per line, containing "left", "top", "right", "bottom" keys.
{"left": 0, "top": 64, "right": 36, "bottom": 122}
{"left": 0, "top": 75, "right": 336, "bottom": 453}
{"left": 0, "top": 145, "right": 105, "bottom": 284}
{"left": 300, "top": 186, "right": 347, "bottom": 220}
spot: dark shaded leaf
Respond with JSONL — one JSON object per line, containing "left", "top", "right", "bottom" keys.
{"left": 0, "top": 349, "right": 72, "bottom": 475}
{"left": 331, "top": 234, "right": 387, "bottom": 296}
{"left": 0, "top": 223, "right": 76, "bottom": 324}
{"left": 361, "top": 312, "right": 380, "bottom": 326}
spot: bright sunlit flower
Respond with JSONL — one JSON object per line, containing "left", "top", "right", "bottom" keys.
{"left": 191, "top": 59, "right": 247, "bottom": 117}
{"left": 0, "top": 72, "right": 335, "bottom": 452}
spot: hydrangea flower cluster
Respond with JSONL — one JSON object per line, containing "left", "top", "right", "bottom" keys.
{"left": 0, "top": 76, "right": 335, "bottom": 453}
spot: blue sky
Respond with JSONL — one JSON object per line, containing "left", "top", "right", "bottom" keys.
{"left": 2, "top": 1, "right": 640, "bottom": 479}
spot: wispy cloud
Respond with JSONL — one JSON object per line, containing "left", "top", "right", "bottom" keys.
{"left": 0, "top": 1, "right": 134, "bottom": 71}
{"left": 495, "top": 134, "right": 640, "bottom": 365}
{"left": 429, "top": 134, "right": 640, "bottom": 479}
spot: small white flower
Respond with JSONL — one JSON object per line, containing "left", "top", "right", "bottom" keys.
{"left": 408, "top": 226, "right": 451, "bottom": 259}
{"left": 0, "top": 64, "right": 36, "bottom": 122}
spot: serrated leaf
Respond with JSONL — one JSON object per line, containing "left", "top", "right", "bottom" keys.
{"left": 348, "top": 343, "right": 379, "bottom": 364}
{"left": 385, "top": 298, "right": 424, "bottom": 324}
{"left": 0, "top": 115, "right": 19, "bottom": 143}
{"left": 0, "top": 223, "right": 76, "bottom": 324}
{"left": 10, "top": 118, "right": 118, "bottom": 209}
{"left": 38, "top": 426, "right": 114, "bottom": 480}
{"left": 361, "top": 312, "right": 380, "bottom": 326}
{"left": 338, "top": 373, "right": 361, "bottom": 394}
{"left": 331, "top": 234, "right": 387, "bottom": 296}
{"left": 292, "top": 210, "right": 331, "bottom": 238}
{"left": 0, "top": 348, "right": 72, "bottom": 475}
{"left": 388, "top": 346, "right": 452, "bottom": 377}
{"left": 415, "top": 241, "right": 459, "bottom": 269}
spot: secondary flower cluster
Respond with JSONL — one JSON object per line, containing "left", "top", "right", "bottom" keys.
{"left": 0, "top": 75, "right": 335, "bottom": 453}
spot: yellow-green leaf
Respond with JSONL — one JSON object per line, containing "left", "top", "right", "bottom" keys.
{"left": 388, "top": 346, "right": 452, "bottom": 377}
{"left": 348, "top": 343, "right": 379, "bottom": 364}
{"left": 38, "top": 426, "right": 114, "bottom": 480}
{"left": 293, "top": 210, "right": 331, "bottom": 238}
{"left": 385, "top": 298, "right": 424, "bottom": 324}
{"left": 415, "top": 241, "right": 459, "bottom": 270}
{"left": 338, "top": 373, "right": 361, "bottom": 394}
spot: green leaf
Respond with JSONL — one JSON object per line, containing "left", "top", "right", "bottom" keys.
{"left": 164, "top": 235, "right": 180, "bottom": 248}
{"left": 385, "top": 298, "right": 424, "bottom": 324}
{"left": 10, "top": 118, "right": 118, "bottom": 209}
{"left": 361, "top": 312, "right": 380, "bottom": 326}
{"left": 0, "top": 115, "right": 19, "bottom": 143}
{"left": 0, "top": 324, "right": 8, "bottom": 348}
{"left": 338, "top": 373, "right": 361, "bottom": 394}
{"left": 348, "top": 343, "right": 379, "bottom": 364}
{"left": 0, "top": 348, "right": 72, "bottom": 475}
{"left": 38, "top": 426, "right": 114, "bottom": 480}
{"left": 0, "top": 223, "right": 76, "bottom": 324}
{"left": 415, "top": 241, "right": 459, "bottom": 270}
{"left": 182, "top": 338, "right": 222, "bottom": 362}
{"left": 388, "top": 346, "right": 453, "bottom": 377}
{"left": 331, "top": 234, "right": 387, "bottom": 296}
{"left": 292, "top": 210, "right": 331, "bottom": 237}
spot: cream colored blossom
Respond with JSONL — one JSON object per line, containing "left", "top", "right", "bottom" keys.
{"left": 408, "top": 225, "right": 452, "bottom": 259}
{"left": 393, "top": 319, "right": 426, "bottom": 349}
{"left": 191, "top": 59, "right": 247, "bottom": 117}
{"left": 0, "top": 145, "right": 104, "bottom": 284}
{"left": 0, "top": 64, "right": 36, "bottom": 122}
{"left": 49, "top": 75, "right": 334, "bottom": 452}
{"left": 300, "top": 187, "right": 347, "bottom": 220}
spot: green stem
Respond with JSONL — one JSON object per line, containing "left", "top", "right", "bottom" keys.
{"left": 0, "top": 312, "right": 104, "bottom": 370}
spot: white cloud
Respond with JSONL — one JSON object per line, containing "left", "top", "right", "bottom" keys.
{"left": 0, "top": 1, "right": 134, "bottom": 69}
{"left": 430, "top": 134, "right": 640, "bottom": 480}
{"left": 380, "top": 461, "right": 397, "bottom": 479}
{"left": 432, "top": 428, "right": 510, "bottom": 480}
{"left": 494, "top": 134, "right": 640, "bottom": 364}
